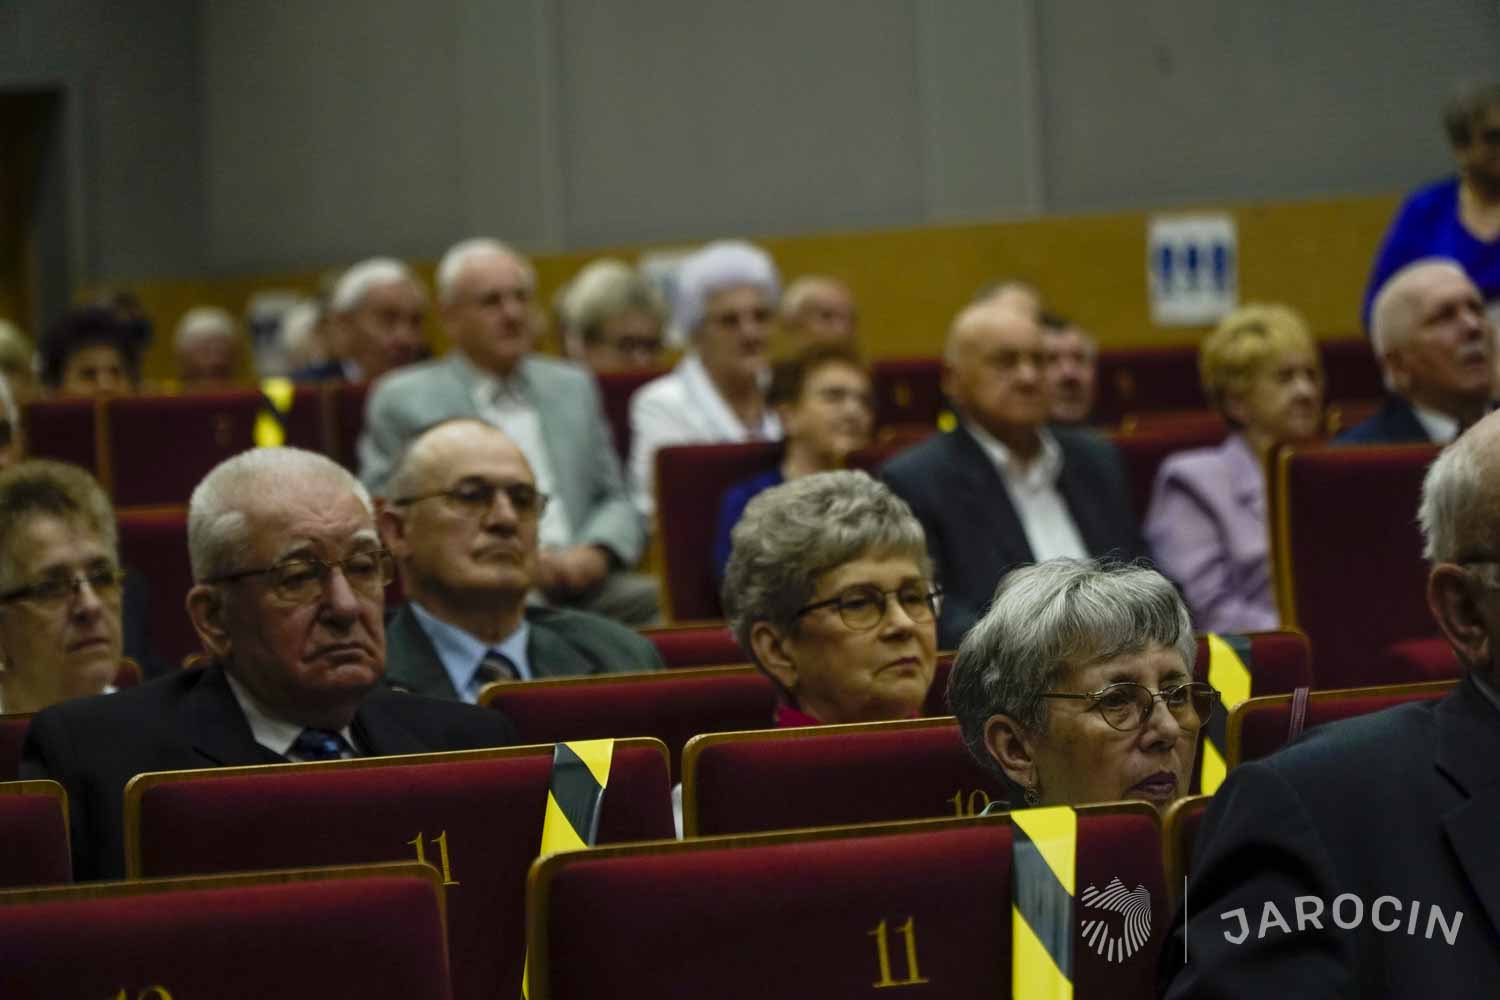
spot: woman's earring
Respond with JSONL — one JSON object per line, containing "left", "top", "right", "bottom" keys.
{"left": 1023, "top": 783, "right": 1041, "bottom": 807}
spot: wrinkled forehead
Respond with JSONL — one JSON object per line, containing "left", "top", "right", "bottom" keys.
{"left": 244, "top": 481, "right": 376, "bottom": 562}
{"left": 415, "top": 423, "right": 535, "bottom": 490}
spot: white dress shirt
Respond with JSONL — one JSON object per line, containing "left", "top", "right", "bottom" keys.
{"left": 224, "top": 670, "right": 359, "bottom": 760}
{"left": 966, "top": 422, "right": 1088, "bottom": 562}
{"left": 1411, "top": 403, "right": 1460, "bottom": 444}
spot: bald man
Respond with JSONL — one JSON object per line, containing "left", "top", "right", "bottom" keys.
{"left": 780, "top": 276, "right": 858, "bottom": 350}
{"left": 378, "top": 419, "right": 662, "bottom": 701}
{"left": 882, "top": 300, "right": 1144, "bottom": 647}
{"left": 1338, "top": 258, "right": 1494, "bottom": 444}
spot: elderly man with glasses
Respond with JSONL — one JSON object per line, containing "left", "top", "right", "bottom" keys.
{"left": 378, "top": 419, "right": 662, "bottom": 701}
{"left": 20, "top": 447, "right": 519, "bottom": 881}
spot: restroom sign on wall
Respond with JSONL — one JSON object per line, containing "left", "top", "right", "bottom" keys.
{"left": 1147, "top": 214, "right": 1238, "bottom": 326}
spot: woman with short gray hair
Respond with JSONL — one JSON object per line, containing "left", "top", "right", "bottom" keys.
{"left": 948, "top": 558, "right": 1213, "bottom": 810}
{"left": 722, "top": 469, "right": 939, "bottom": 726}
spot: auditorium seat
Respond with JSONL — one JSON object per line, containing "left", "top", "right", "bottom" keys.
{"left": 329, "top": 380, "right": 372, "bottom": 470}
{"left": 1190, "top": 631, "right": 1313, "bottom": 694}
{"left": 0, "top": 780, "right": 71, "bottom": 887}
{"left": 1381, "top": 637, "right": 1461, "bottom": 682}
{"left": 870, "top": 357, "right": 945, "bottom": 428}
{"left": 0, "top": 862, "right": 451, "bottom": 998}
{"left": 116, "top": 507, "right": 196, "bottom": 668}
{"left": 1322, "top": 397, "right": 1382, "bottom": 437}
{"left": 1162, "top": 794, "right": 1211, "bottom": 905}
{"left": 1317, "top": 337, "right": 1385, "bottom": 402}
{"left": 21, "top": 397, "right": 99, "bottom": 475}
{"left": 1107, "top": 423, "right": 1228, "bottom": 525}
{"left": 1226, "top": 679, "right": 1458, "bottom": 767}
{"left": 278, "top": 382, "right": 336, "bottom": 454}
{"left": 1093, "top": 346, "right": 1204, "bottom": 425}
{"left": 0, "top": 713, "right": 31, "bottom": 783}
{"left": 103, "top": 391, "right": 268, "bottom": 506}
{"left": 595, "top": 368, "right": 666, "bottom": 463}
{"left": 1116, "top": 409, "right": 1228, "bottom": 436}
{"left": 681, "top": 717, "right": 1008, "bottom": 836}
{"left": 126, "top": 739, "right": 673, "bottom": 1000}
{"left": 1270, "top": 443, "right": 1440, "bottom": 686}
{"left": 639, "top": 623, "right": 744, "bottom": 667}
{"left": 655, "top": 441, "right": 781, "bottom": 621}
{"left": 527, "top": 803, "right": 1167, "bottom": 1000}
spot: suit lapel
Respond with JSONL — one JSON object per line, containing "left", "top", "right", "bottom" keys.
{"left": 350, "top": 688, "right": 431, "bottom": 758}
{"left": 183, "top": 665, "right": 287, "bottom": 766}
{"left": 527, "top": 616, "right": 593, "bottom": 678}
{"left": 1054, "top": 439, "right": 1111, "bottom": 553}
{"left": 948, "top": 426, "right": 1035, "bottom": 565}
{"left": 384, "top": 607, "right": 462, "bottom": 700}
{"left": 1437, "top": 678, "right": 1500, "bottom": 939}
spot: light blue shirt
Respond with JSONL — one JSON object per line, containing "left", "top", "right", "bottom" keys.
{"left": 407, "top": 601, "right": 533, "bottom": 703}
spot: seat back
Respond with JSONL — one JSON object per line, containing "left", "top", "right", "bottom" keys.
{"left": 682, "top": 717, "right": 1009, "bottom": 836}
{"left": 1162, "top": 794, "right": 1211, "bottom": 905}
{"left": 0, "top": 780, "right": 71, "bottom": 887}
{"left": 1381, "top": 637, "right": 1461, "bottom": 683}
{"left": 1190, "top": 631, "right": 1314, "bottom": 694}
{"left": 528, "top": 803, "right": 1167, "bottom": 1000}
{"left": 278, "top": 382, "right": 336, "bottom": 454}
{"left": 1272, "top": 444, "right": 1440, "bottom": 686}
{"left": 1318, "top": 337, "right": 1385, "bottom": 402}
{"left": 1227, "top": 679, "right": 1458, "bottom": 767}
{"left": 870, "top": 357, "right": 945, "bottom": 428}
{"left": 1107, "top": 424, "right": 1228, "bottom": 525}
{"left": 0, "top": 862, "right": 452, "bottom": 999}
{"left": 595, "top": 368, "right": 666, "bottom": 463}
{"left": 329, "top": 381, "right": 372, "bottom": 470}
{"left": 116, "top": 507, "right": 196, "bottom": 668}
{"left": 655, "top": 441, "right": 781, "bottom": 621}
{"left": 0, "top": 712, "right": 32, "bottom": 783}
{"left": 103, "top": 391, "right": 266, "bottom": 506}
{"left": 1094, "top": 346, "right": 1204, "bottom": 424}
{"left": 21, "top": 397, "right": 99, "bottom": 474}
{"left": 126, "top": 740, "right": 672, "bottom": 1000}
{"left": 639, "top": 623, "right": 744, "bottom": 667}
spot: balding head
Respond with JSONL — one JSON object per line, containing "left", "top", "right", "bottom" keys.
{"left": 1369, "top": 259, "right": 1493, "bottom": 420}
{"left": 781, "top": 276, "right": 857, "bottom": 348}
{"left": 942, "top": 301, "right": 1049, "bottom": 443}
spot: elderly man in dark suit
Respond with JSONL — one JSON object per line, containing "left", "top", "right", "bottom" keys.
{"left": 1337, "top": 258, "right": 1493, "bottom": 445}
{"left": 21, "top": 447, "right": 518, "bottom": 880}
{"left": 378, "top": 419, "right": 662, "bottom": 701}
{"left": 882, "top": 298, "right": 1144, "bottom": 648}
{"left": 1162, "top": 409, "right": 1500, "bottom": 996}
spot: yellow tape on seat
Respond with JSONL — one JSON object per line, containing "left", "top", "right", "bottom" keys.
{"left": 1011, "top": 805, "right": 1077, "bottom": 1000}
{"left": 1200, "top": 633, "right": 1254, "bottom": 794}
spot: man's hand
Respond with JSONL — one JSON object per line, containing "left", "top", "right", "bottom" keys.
{"left": 537, "top": 544, "right": 611, "bottom": 598}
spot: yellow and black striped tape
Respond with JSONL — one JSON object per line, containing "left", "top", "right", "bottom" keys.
{"left": 254, "top": 377, "right": 294, "bottom": 448}
{"left": 1011, "top": 805, "right": 1077, "bottom": 1000}
{"left": 1199, "top": 633, "right": 1254, "bottom": 794}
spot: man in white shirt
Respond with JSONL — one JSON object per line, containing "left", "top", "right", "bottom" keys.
{"left": 1337, "top": 258, "right": 1494, "bottom": 445}
{"left": 359, "top": 238, "right": 657, "bottom": 626}
{"left": 882, "top": 299, "right": 1144, "bottom": 648}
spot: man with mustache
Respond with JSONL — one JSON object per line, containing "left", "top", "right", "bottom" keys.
{"left": 1338, "top": 258, "right": 1494, "bottom": 444}
{"left": 20, "top": 447, "right": 519, "bottom": 880}
{"left": 378, "top": 420, "right": 661, "bottom": 702}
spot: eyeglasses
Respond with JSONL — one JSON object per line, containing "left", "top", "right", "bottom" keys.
{"left": 204, "top": 550, "right": 395, "bottom": 604}
{"left": 1041, "top": 681, "right": 1219, "bottom": 733}
{"left": 705, "top": 306, "right": 774, "bottom": 332}
{"left": 794, "top": 583, "right": 943, "bottom": 632}
{"left": 0, "top": 565, "right": 127, "bottom": 608}
{"left": 391, "top": 478, "right": 549, "bottom": 519}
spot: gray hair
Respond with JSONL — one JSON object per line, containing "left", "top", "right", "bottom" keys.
{"left": 436, "top": 238, "right": 535, "bottom": 306}
{"left": 780, "top": 275, "right": 851, "bottom": 322}
{"left": 1419, "top": 429, "right": 1483, "bottom": 563}
{"left": 948, "top": 559, "right": 1195, "bottom": 779}
{"left": 722, "top": 470, "right": 930, "bottom": 668}
{"left": 672, "top": 240, "right": 780, "bottom": 337}
{"left": 0, "top": 372, "right": 15, "bottom": 430}
{"left": 173, "top": 307, "right": 237, "bottom": 352}
{"left": 0, "top": 460, "right": 118, "bottom": 590}
{"left": 330, "top": 258, "right": 420, "bottom": 314}
{"left": 558, "top": 259, "right": 666, "bottom": 344}
{"left": 188, "top": 447, "right": 373, "bottom": 581}
{"left": 1371, "top": 257, "right": 1469, "bottom": 358}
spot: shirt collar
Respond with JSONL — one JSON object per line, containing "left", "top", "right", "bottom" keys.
{"left": 454, "top": 350, "right": 528, "bottom": 402}
{"left": 965, "top": 421, "right": 1063, "bottom": 487}
{"left": 223, "top": 668, "right": 358, "bottom": 757}
{"left": 408, "top": 600, "right": 532, "bottom": 702}
{"left": 1410, "top": 401, "right": 1459, "bottom": 444}
{"left": 677, "top": 353, "right": 781, "bottom": 440}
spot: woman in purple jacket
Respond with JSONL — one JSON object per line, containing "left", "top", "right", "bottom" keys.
{"left": 1144, "top": 304, "right": 1324, "bottom": 632}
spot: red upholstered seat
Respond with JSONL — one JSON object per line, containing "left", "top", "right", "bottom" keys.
{"left": 1382, "top": 637, "right": 1461, "bottom": 682}
{"left": 480, "top": 667, "right": 777, "bottom": 781}
{"left": 279, "top": 382, "right": 335, "bottom": 454}
{"left": 1190, "top": 631, "right": 1314, "bottom": 694}
{"left": 1107, "top": 423, "right": 1229, "bottom": 525}
{"left": 0, "top": 863, "right": 452, "bottom": 999}
{"left": 595, "top": 368, "right": 666, "bottom": 463}
{"left": 0, "top": 780, "right": 71, "bottom": 887}
{"left": 1322, "top": 397, "right": 1382, "bottom": 437}
{"left": 103, "top": 391, "right": 266, "bottom": 506}
{"left": 117, "top": 507, "right": 196, "bottom": 668}
{"left": 528, "top": 803, "right": 1167, "bottom": 1000}
{"left": 0, "top": 713, "right": 31, "bottom": 783}
{"left": 329, "top": 380, "right": 372, "bottom": 470}
{"left": 1227, "top": 679, "right": 1458, "bottom": 767}
{"left": 655, "top": 441, "right": 781, "bottom": 621}
{"left": 639, "top": 623, "right": 744, "bottom": 667}
{"left": 1271, "top": 444, "right": 1440, "bottom": 687}
{"left": 1094, "top": 346, "right": 1204, "bottom": 425}
{"left": 1162, "top": 794, "right": 1211, "bottom": 905}
{"left": 1318, "top": 337, "right": 1385, "bottom": 402}
{"left": 126, "top": 740, "right": 673, "bottom": 1000}
{"left": 1116, "top": 408, "right": 1228, "bottom": 436}
{"left": 870, "top": 357, "right": 945, "bottom": 428}
{"left": 21, "top": 397, "right": 99, "bottom": 475}
{"left": 682, "top": 717, "right": 1009, "bottom": 836}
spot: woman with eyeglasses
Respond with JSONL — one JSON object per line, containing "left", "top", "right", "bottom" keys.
{"left": 0, "top": 460, "right": 131, "bottom": 713}
{"left": 722, "top": 470, "right": 939, "bottom": 726}
{"left": 948, "top": 559, "right": 1216, "bottom": 811}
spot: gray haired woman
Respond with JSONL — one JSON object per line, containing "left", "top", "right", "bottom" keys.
{"left": 948, "top": 559, "right": 1216, "bottom": 810}
{"left": 722, "top": 469, "right": 941, "bottom": 726}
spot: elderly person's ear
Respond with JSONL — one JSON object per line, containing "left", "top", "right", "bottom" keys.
{"left": 983, "top": 714, "right": 1040, "bottom": 791}
{"left": 749, "top": 621, "right": 799, "bottom": 694}
{"left": 186, "top": 585, "right": 232, "bottom": 660}
{"left": 377, "top": 504, "right": 409, "bottom": 557}
{"left": 1428, "top": 565, "right": 1490, "bottom": 667}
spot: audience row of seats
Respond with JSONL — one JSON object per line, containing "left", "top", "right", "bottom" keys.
{"left": 1, "top": 670, "right": 1454, "bottom": 998}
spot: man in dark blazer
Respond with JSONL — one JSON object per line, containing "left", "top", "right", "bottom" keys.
{"left": 290, "top": 257, "right": 427, "bottom": 384}
{"left": 1161, "top": 410, "right": 1500, "bottom": 996}
{"left": 21, "top": 447, "right": 517, "bottom": 881}
{"left": 883, "top": 298, "right": 1144, "bottom": 648}
{"left": 1337, "top": 259, "right": 1492, "bottom": 445}
{"left": 379, "top": 419, "right": 662, "bottom": 701}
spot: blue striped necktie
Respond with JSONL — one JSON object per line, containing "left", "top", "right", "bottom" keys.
{"left": 476, "top": 649, "right": 520, "bottom": 686}
{"left": 291, "top": 728, "right": 351, "bottom": 761}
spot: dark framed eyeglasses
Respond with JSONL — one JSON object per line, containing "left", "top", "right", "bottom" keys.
{"left": 204, "top": 549, "right": 394, "bottom": 604}
{"left": 391, "top": 477, "right": 548, "bottom": 519}
{"left": 704, "top": 306, "right": 774, "bottom": 332}
{"left": 0, "top": 564, "right": 127, "bottom": 608}
{"left": 794, "top": 583, "right": 943, "bottom": 632}
{"left": 1041, "top": 681, "right": 1219, "bottom": 733}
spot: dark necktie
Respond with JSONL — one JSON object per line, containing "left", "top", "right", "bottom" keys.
{"left": 475, "top": 649, "right": 520, "bottom": 687}
{"left": 291, "top": 728, "right": 351, "bottom": 762}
